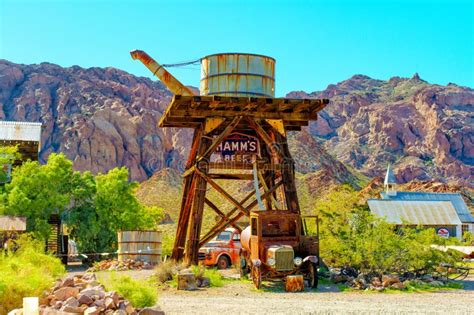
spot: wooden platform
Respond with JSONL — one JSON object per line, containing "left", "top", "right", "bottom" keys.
{"left": 159, "top": 95, "right": 329, "bottom": 130}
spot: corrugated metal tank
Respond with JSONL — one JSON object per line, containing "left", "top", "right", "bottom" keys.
{"left": 200, "top": 53, "right": 275, "bottom": 97}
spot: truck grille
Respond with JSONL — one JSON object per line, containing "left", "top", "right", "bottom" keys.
{"left": 198, "top": 252, "right": 206, "bottom": 260}
{"left": 274, "top": 247, "right": 294, "bottom": 271}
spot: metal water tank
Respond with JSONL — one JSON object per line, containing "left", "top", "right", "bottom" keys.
{"left": 200, "top": 53, "right": 275, "bottom": 97}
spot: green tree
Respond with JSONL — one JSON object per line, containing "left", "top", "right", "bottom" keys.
{"left": 0, "top": 145, "right": 21, "bottom": 184}
{"left": 3, "top": 154, "right": 74, "bottom": 239}
{"left": 66, "top": 167, "right": 164, "bottom": 254}
{"left": 1, "top": 153, "right": 164, "bottom": 254}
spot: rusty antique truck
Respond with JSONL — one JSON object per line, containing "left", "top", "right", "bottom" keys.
{"left": 198, "top": 228, "right": 242, "bottom": 269}
{"left": 240, "top": 210, "right": 320, "bottom": 289}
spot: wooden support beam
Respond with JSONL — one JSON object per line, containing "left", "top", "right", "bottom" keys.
{"left": 245, "top": 117, "right": 282, "bottom": 159}
{"left": 183, "top": 133, "right": 212, "bottom": 265}
{"left": 207, "top": 173, "right": 254, "bottom": 180}
{"left": 204, "top": 198, "right": 241, "bottom": 231}
{"left": 195, "top": 168, "right": 249, "bottom": 217}
{"left": 167, "top": 109, "right": 319, "bottom": 121}
{"left": 198, "top": 116, "right": 242, "bottom": 161}
{"left": 199, "top": 180, "right": 283, "bottom": 247}
{"left": 172, "top": 128, "right": 203, "bottom": 260}
{"left": 275, "top": 132, "right": 301, "bottom": 214}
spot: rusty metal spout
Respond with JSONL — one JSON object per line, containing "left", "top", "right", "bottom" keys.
{"left": 130, "top": 49, "right": 195, "bottom": 96}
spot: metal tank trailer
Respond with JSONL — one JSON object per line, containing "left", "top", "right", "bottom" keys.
{"left": 131, "top": 49, "right": 326, "bottom": 290}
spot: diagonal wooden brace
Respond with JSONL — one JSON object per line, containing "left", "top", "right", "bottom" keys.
{"left": 199, "top": 180, "right": 283, "bottom": 247}
{"left": 198, "top": 116, "right": 242, "bottom": 161}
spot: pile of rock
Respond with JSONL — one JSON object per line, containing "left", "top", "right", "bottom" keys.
{"left": 8, "top": 273, "right": 163, "bottom": 315}
{"left": 87, "top": 259, "right": 153, "bottom": 272}
{"left": 330, "top": 269, "right": 446, "bottom": 291}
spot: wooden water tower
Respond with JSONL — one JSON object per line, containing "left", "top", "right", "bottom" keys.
{"left": 131, "top": 50, "right": 328, "bottom": 264}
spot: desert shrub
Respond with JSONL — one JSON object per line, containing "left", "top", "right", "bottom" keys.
{"left": 191, "top": 265, "right": 224, "bottom": 287}
{"left": 315, "top": 185, "right": 463, "bottom": 274}
{"left": 160, "top": 233, "right": 175, "bottom": 258}
{"left": 105, "top": 274, "right": 157, "bottom": 308}
{"left": 0, "top": 235, "right": 65, "bottom": 314}
{"left": 155, "top": 260, "right": 185, "bottom": 283}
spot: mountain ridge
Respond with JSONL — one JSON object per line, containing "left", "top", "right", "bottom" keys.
{"left": 0, "top": 59, "right": 472, "bottom": 187}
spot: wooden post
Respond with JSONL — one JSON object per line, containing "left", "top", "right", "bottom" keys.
{"left": 172, "top": 128, "right": 202, "bottom": 261}
{"left": 184, "top": 133, "right": 211, "bottom": 265}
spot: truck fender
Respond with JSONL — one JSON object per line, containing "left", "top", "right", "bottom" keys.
{"left": 252, "top": 259, "right": 262, "bottom": 267}
{"left": 217, "top": 252, "right": 231, "bottom": 263}
{"left": 303, "top": 256, "right": 318, "bottom": 264}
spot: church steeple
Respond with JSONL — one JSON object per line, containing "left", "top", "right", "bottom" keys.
{"left": 384, "top": 164, "right": 397, "bottom": 196}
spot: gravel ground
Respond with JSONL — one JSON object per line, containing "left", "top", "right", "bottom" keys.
{"left": 158, "top": 278, "right": 474, "bottom": 315}
{"left": 67, "top": 266, "right": 473, "bottom": 314}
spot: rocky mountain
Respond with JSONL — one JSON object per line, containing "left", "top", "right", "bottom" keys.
{"left": 288, "top": 74, "right": 473, "bottom": 187}
{"left": 1, "top": 60, "right": 472, "bottom": 187}
{"left": 0, "top": 59, "right": 192, "bottom": 181}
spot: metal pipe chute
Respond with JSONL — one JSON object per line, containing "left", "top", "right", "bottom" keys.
{"left": 130, "top": 50, "right": 196, "bottom": 96}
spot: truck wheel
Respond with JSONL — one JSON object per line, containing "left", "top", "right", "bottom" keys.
{"left": 217, "top": 255, "right": 230, "bottom": 269}
{"left": 308, "top": 262, "right": 319, "bottom": 288}
{"left": 251, "top": 265, "right": 262, "bottom": 289}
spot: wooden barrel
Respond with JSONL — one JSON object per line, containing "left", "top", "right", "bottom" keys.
{"left": 118, "top": 230, "right": 162, "bottom": 264}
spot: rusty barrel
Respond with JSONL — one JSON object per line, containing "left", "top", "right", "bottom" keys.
{"left": 200, "top": 53, "right": 275, "bottom": 98}
{"left": 117, "top": 230, "right": 162, "bottom": 264}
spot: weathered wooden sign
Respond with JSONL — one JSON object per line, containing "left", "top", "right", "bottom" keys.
{"left": 213, "top": 132, "right": 260, "bottom": 162}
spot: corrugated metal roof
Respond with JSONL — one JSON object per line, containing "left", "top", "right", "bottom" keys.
{"left": 0, "top": 216, "right": 27, "bottom": 231}
{"left": 368, "top": 200, "right": 462, "bottom": 225}
{"left": 380, "top": 191, "right": 474, "bottom": 223}
{"left": 0, "top": 121, "right": 42, "bottom": 142}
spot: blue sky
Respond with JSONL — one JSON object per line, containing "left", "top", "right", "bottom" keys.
{"left": 1, "top": 0, "right": 472, "bottom": 96}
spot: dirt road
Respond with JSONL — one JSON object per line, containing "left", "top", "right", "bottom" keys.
{"left": 158, "top": 280, "right": 473, "bottom": 315}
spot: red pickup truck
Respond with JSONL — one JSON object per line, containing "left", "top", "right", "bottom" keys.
{"left": 198, "top": 228, "right": 241, "bottom": 269}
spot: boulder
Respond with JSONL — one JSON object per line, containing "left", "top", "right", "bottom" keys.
{"left": 84, "top": 307, "right": 100, "bottom": 315}
{"left": 371, "top": 277, "right": 382, "bottom": 287}
{"left": 138, "top": 307, "right": 165, "bottom": 315}
{"left": 113, "top": 310, "right": 127, "bottom": 315}
{"left": 62, "top": 277, "right": 75, "bottom": 287}
{"left": 82, "top": 274, "right": 97, "bottom": 282}
{"left": 53, "top": 287, "right": 80, "bottom": 301}
{"left": 64, "top": 297, "right": 79, "bottom": 308}
{"left": 80, "top": 289, "right": 104, "bottom": 299}
{"left": 382, "top": 275, "right": 400, "bottom": 287}
{"left": 77, "top": 294, "right": 93, "bottom": 306}
{"left": 390, "top": 282, "right": 406, "bottom": 290}
{"left": 105, "top": 297, "right": 116, "bottom": 310}
{"left": 61, "top": 305, "right": 84, "bottom": 314}
{"left": 120, "top": 301, "right": 134, "bottom": 314}
{"left": 106, "top": 291, "right": 120, "bottom": 305}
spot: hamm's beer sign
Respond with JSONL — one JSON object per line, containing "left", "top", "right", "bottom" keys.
{"left": 213, "top": 132, "right": 260, "bottom": 162}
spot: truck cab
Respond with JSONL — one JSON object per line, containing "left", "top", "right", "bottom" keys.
{"left": 198, "top": 228, "right": 241, "bottom": 269}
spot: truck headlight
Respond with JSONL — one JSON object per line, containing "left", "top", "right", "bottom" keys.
{"left": 293, "top": 257, "right": 303, "bottom": 266}
{"left": 267, "top": 258, "right": 276, "bottom": 266}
